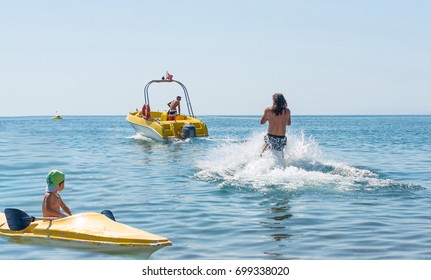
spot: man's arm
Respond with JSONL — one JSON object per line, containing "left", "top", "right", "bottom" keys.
{"left": 260, "top": 108, "right": 270, "bottom": 124}
{"left": 286, "top": 108, "right": 291, "bottom": 126}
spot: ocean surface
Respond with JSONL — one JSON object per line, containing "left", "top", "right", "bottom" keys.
{"left": 0, "top": 115, "right": 430, "bottom": 260}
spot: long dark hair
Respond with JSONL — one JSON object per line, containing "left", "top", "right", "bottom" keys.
{"left": 272, "top": 93, "right": 287, "bottom": 116}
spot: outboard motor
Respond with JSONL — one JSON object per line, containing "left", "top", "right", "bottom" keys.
{"left": 182, "top": 124, "right": 196, "bottom": 138}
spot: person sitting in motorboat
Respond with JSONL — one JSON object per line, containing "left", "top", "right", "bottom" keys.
{"left": 42, "top": 170, "right": 72, "bottom": 218}
{"left": 167, "top": 96, "right": 181, "bottom": 121}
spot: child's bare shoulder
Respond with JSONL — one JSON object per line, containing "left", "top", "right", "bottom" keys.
{"left": 44, "top": 192, "right": 59, "bottom": 201}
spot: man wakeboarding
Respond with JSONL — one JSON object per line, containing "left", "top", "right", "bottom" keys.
{"left": 260, "top": 93, "right": 291, "bottom": 156}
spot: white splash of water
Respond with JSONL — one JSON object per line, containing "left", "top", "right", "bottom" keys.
{"left": 195, "top": 131, "right": 404, "bottom": 191}
{"left": 127, "top": 134, "right": 154, "bottom": 141}
{"left": 128, "top": 134, "right": 191, "bottom": 144}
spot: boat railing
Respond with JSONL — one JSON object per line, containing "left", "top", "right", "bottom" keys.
{"left": 143, "top": 80, "right": 195, "bottom": 118}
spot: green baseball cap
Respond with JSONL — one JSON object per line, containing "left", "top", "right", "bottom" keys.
{"left": 46, "top": 170, "right": 65, "bottom": 192}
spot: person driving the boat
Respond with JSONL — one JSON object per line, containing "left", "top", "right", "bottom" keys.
{"left": 167, "top": 96, "right": 181, "bottom": 121}
{"left": 260, "top": 93, "right": 291, "bottom": 154}
{"left": 42, "top": 170, "right": 72, "bottom": 218}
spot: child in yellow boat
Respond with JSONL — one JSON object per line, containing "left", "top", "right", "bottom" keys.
{"left": 42, "top": 170, "right": 72, "bottom": 218}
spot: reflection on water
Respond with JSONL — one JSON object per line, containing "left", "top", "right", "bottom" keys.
{"left": 3, "top": 235, "right": 162, "bottom": 259}
{"left": 271, "top": 214, "right": 293, "bottom": 221}
{"left": 270, "top": 233, "right": 294, "bottom": 241}
{"left": 269, "top": 200, "right": 293, "bottom": 222}
{"left": 261, "top": 199, "right": 294, "bottom": 246}
{"left": 263, "top": 251, "right": 285, "bottom": 257}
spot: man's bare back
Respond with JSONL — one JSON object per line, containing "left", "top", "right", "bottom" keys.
{"left": 260, "top": 107, "right": 291, "bottom": 136}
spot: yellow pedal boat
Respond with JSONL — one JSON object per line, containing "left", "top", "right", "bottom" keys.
{"left": 126, "top": 78, "right": 208, "bottom": 141}
{"left": 0, "top": 209, "right": 171, "bottom": 257}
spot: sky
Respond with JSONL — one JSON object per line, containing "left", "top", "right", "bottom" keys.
{"left": 0, "top": 0, "right": 430, "bottom": 116}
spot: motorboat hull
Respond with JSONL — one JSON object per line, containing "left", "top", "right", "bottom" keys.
{"left": 128, "top": 118, "right": 166, "bottom": 141}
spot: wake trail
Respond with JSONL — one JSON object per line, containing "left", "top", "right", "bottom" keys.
{"left": 195, "top": 131, "right": 420, "bottom": 191}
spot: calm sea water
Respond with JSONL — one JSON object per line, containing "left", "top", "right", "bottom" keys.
{"left": 0, "top": 115, "right": 430, "bottom": 260}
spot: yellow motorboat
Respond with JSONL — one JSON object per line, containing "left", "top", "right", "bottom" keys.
{"left": 126, "top": 77, "right": 208, "bottom": 141}
{"left": 52, "top": 111, "right": 63, "bottom": 120}
{"left": 0, "top": 208, "right": 171, "bottom": 257}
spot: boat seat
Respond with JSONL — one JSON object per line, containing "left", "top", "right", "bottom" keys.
{"left": 160, "top": 111, "right": 168, "bottom": 121}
